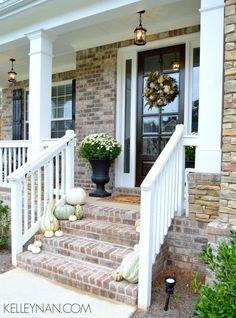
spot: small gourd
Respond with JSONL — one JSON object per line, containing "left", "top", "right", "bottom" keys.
{"left": 54, "top": 204, "right": 75, "bottom": 220}
{"left": 113, "top": 271, "right": 124, "bottom": 282}
{"left": 40, "top": 200, "right": 59, "bottom": 233}
{"left": 55, "top": 230, "right": 64, "bottom": 237}
{"left": 27, "top": 244, "right": 34, "bottom": 251}
{"left": 31, "top": 246, "right": 41, "bottom": 254}
{"left": 34, "top": 240, "right": 42, "bottom": 248}
{"left": 136, "top": 226, "right": 140, "bottom": 233}
{"left": 75, "top": 204, "right": 83, "bottom": 220}
{"left": 69, "top": 215, "right": 77, "bottom": 222}
{"left": 135, "top": 219, "right": 140, "bottom": 228}
{"left": 66, "top": 187, "right": 86, "bottom": 205}
{"left": 119, "top": 248, "right": 139, "bottom": 284}
{"left": 44, "top": 230, "right": 54, "bottom": 238}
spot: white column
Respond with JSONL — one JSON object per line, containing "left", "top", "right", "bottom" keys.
{"left": 195, "top": 0, "right": 224, "bottom": 173}
{"left": 27, "top": 30, "right": 53, "bottom": 159}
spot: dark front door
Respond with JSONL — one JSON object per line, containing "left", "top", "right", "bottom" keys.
{"left": 136, "top": 44, "right": 185, "bottom": 186}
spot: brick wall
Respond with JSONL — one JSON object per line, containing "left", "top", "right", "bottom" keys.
{"left": 166, "top": 217, "right": 208, "bottom": 274}
{"left": 219, "top": 0, "right": 236, "bottom": 225}
{"left": 188, "top": 173, "right": 220, "bottom": 222}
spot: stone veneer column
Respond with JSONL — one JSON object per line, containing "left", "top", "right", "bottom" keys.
{"left": 219, "top": 0, "right": 236, "bottom": 225}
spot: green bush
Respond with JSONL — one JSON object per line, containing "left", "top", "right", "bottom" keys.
{"left": 193, "top": 231, "right": 236, "bottom": 318}
{"left": 0, "top": 200, "right": 10, "bottom": 249}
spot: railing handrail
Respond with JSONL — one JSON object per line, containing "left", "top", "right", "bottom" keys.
{"left": 0, "top": 140, "right": 30, "bottom": 147}
{"left": 8, "top": 130, "right": 76, "bottom": 181}
{"left": 141, "top": 124, "right": 184, "bottom": 190}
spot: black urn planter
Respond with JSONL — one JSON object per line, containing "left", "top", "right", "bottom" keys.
{"left": 89, "top": 159, "right": 111, "bottom": 197}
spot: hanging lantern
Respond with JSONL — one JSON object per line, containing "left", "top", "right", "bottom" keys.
{"left": 8, "top": 58, "right": 17, "bottom": 83}
{"left": 134, "top": 10, "right": 147, "bottom": 46}
{"left": 171, "top": 60, "right": 180, "bottom": 71}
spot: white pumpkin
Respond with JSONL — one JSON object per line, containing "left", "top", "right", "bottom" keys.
{"left": 44, "top": 230, "right": 54, "bottom": 238}
{"left": 31, "top": 246, "right": 41, "bottom": 254}
{"left": 34, "top": 240, "right": 42, "bottom": 248}
{"left": 55, "top": 230, "right": 64, "bottom": 237}
{"left": 27, "top": 244, "right": 34, "bottom": 251}
{"left": 66, "top": 187, "right": 86, "bottom": 205}
{"left": 69, "top": 215, "right": 77, "bottom": 222}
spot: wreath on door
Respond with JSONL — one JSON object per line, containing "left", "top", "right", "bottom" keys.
{"left": 144, "top": 70, "right": 179, "bottom": 109}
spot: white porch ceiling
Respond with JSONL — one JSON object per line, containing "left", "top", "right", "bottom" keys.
{"left": 0, "top": 0, "right": 200, "bottom": 88}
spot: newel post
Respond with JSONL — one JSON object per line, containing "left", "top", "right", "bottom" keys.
{"left": 11, "top": 180, "right": 23, "bottom": 265}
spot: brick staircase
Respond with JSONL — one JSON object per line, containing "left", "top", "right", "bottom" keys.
{"left": 17, "top": 200, "right": 140, "bottom": 306}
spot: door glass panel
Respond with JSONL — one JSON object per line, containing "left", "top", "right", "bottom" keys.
{"left": 162, "top": 115, "right": 178, "bottom": 134}
{"left": 143, "top": 117, "right": 159, "bottom": 134}
{"left": 162, "top": 72, "right": 179, "bottom": 114}
{"left": 142, "top": 137, "right": 158, "bottom": 155}
{"left": 143, "top": 77, "right": 159, "bottom": 114}
{"left": 144, "top": 55, "right": 161, "bottom": 75}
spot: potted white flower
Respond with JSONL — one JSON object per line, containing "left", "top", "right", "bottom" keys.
{"left": 78, "top": 133, "right": 121, "bottom": 197}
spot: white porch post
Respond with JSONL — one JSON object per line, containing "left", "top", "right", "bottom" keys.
{"left": 195, "top": 0, "right": 224, "bottom": 173}
{"left": 27, "top": 30, "right": 53, "bottom": 159}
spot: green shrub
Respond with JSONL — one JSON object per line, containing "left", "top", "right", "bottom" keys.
{"left": 193, "top": 231, "right": 236, "bottom": 318}
{"left": 0, "top": 200, "right": 10, "bottom": 249}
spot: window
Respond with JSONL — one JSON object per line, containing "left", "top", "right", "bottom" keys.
{"left": 191, "top": 47, "right": 200, "bottom": 132}
{"left": 25, "top": 80, "right": 75, "bottom": 139}
{"left": 51, "top": 82, "right": 74, "bottom": 138}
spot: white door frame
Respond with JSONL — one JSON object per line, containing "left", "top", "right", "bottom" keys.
{"left": 115, "top": 33, "right": 200, "bottom": 188}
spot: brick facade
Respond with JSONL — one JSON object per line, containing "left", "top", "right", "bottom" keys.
{"left": 188, "top": 173, "right": 220, "bottom": 222}
{"left": 219, "top": 0, "right": 236, "bottom": 225}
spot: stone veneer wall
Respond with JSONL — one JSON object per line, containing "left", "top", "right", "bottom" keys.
{"left": 1, "top": 71, "right": 76, "bottom": 141}
{"left": 219, "top": 0, "right": 236, "bottom": 225}
{"left": 188, "top": 173, "right": 221, "bottom": 222}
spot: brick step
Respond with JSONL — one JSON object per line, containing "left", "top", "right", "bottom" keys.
{"left": 17, "top": 251, "right": 138, "bottom": 305}
{"left": 59, "top": 219, "right": 139, "bottom": 247}
{"left": 36, "top": 233, "right": 133, "bottom": 269}
{"left": 83, "top": 203, "right": 140, "bottom": 226}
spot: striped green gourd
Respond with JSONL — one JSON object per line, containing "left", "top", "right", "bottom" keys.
{"left": 119, "top": 247, "right": 139, "bottom": 283}
{"left": 75, "top": 204, "right": 83, "bottom": 220}
{"left": 54, "top": 204, "right": 75, "bottom": 220}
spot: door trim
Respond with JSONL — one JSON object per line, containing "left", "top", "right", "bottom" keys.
{"left": 115, "top": 33, "right": 200, "bottom": 189}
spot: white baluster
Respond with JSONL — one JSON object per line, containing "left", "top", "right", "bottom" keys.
{"left": 31, "top": 174, "right": 35, "bottom": 226}
{"left": 49, "top": 159, "right": 54, "bottom": 200}
{"left": 61, "top": 149, "right": 65, "bottom": 197}
{"left": 13, "top": 148, "right": 16, "bottom": 171}
{"left": 55, "top": 154, "right": 59, "bottom": 201}
{"left": 37, "top": 168, "right": 42, "bottom": 220}
{"left": 23, "top": 178, "right": 28, "bottom": 233}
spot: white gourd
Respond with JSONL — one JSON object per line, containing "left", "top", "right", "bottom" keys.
{"left": 44, "top": 230, "right": 54, "bottom": 238}
{"left": 40, "top": 200, "right": 59, "bottom": 233}
{"left": 69, "top": 215, "right": 77, "bottom": 222}
{"left": 66, "top": 187, "right": 86, "bottom": 205}
{"left": 34, "top": 241, "right": 42, "bottom": 248}
{"left": 55, "top": 230, "right": 64, "bottom": 237}
{"left": 119, "top": 248, "right": 139, "bottom": 284}
{"left": 27, "top": 244, "right": 34, "bottom": 251}
{"left": 31, "top": 246, "right": 41, "bottom": 254}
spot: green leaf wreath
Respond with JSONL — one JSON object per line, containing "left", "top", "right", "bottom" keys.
{"left": 144, "top": 70, "right": 179, "bottom": 108}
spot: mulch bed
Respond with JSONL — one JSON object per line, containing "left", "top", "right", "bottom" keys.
{"left": 0, "top": 249, "right": 13, "bottom": 274}
{"left": 132, "top": 267, "right": 202, "bottom": 318}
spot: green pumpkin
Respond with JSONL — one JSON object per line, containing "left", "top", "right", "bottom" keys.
{"left": 40, "top": 200, "right": 59, "bottom": 233}
{"left": 119, "top": 248, "right": 139, "bottom": 284}
{"left": 54, "top": 204, "right": 75, "bottom": 220}
{"left": 75, "top": 204, "right": 83, "bottom": 220}
{"left": 113, "top": 271, "right": 124, "bottom": 282}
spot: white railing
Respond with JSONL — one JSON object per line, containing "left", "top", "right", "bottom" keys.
{"left": 0, "top": 141, "right": 29, "bottom": 187}
{"left": 8, "top": 130, "right": 76, "bottom": 265}
{"left": 138, "top": 124, "right": 185, "bottom": 309}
